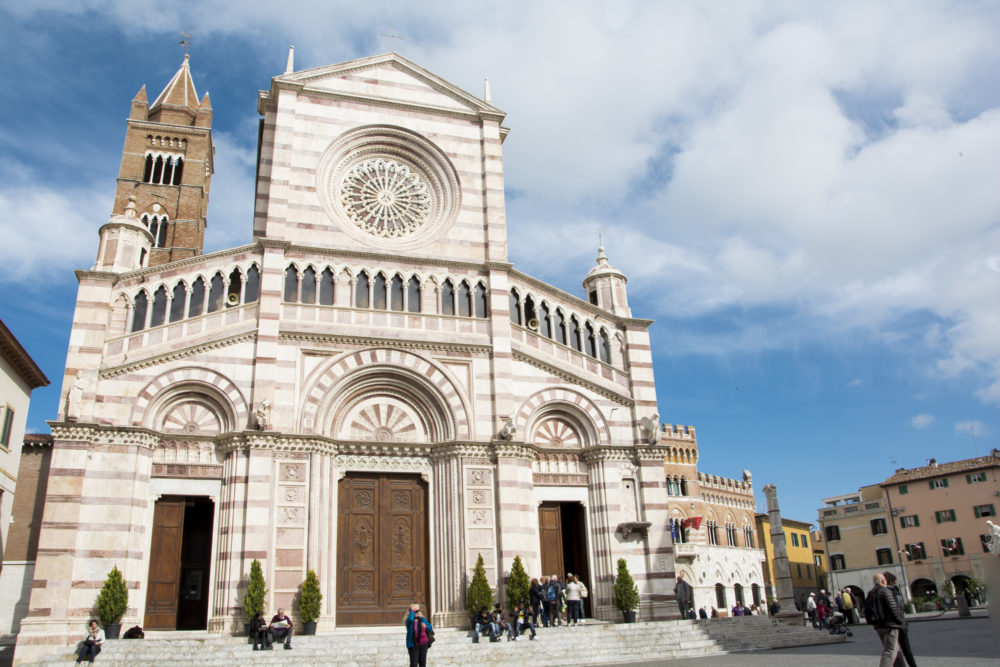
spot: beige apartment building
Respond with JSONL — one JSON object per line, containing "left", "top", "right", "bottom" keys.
{"left": 817, "top": 484, "right": 903, "bottom": 606}
{"left": 881, "top": 451, "right": 999, "bottom": 600}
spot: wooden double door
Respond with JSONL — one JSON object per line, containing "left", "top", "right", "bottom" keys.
{"left": 336, "top": 474, "right": 428, "bottom": 625}
{"left": 538, "top": 502, "right": 591, "bottom": 615}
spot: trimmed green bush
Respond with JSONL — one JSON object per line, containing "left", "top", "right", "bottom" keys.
{"left": 244, "top": 559, "right": 267, "bottom": 618}
{"left": 298, "top": 569, "right": 322, "bottom": 622}
{"left": 506, "top": 555, "right": 530, "bottom": 609}
{"left": 613, "top": 558, "right": 639, "bottom": 613}
{"left": 96, "top": 565, "right": 129, "bottom": 625}
{"left": 466, "top": 553, "right": 494, "bottom": 614}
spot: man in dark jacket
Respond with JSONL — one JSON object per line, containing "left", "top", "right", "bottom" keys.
{"left": 471, "top": 606, "right": 497, "bottom": 643}
{"left": 867, "top": 573, "right": 906, "bottom": 667}
{"left": 674, "top": 572, "right": 694, "bottom": 619}
{"left": 884, "top": 572, "right": 917, "bottom": 667}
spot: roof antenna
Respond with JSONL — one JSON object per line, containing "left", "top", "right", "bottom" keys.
{"left": 379, "top": 28, "right": 406, "bottom": 52}
{"left": 970, "top": 424, "right": 980, "bottom": 456}
{"left": 179, "top": 26, "right": 194, "bottom": 56}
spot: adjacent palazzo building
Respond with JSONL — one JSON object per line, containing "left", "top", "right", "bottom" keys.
{"left": 15, "top": 53, "right": 686, "bottom": 661}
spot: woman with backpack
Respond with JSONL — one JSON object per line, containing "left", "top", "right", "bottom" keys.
{"left": 529, "top": 577, "right": 544, "bottom": 626}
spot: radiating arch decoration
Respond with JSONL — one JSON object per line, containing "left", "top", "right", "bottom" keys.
{"left": 132, "top": 366, "right": 248, "bottom": 432}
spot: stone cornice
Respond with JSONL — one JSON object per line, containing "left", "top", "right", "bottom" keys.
{"left": 258, "top": 238, "right": 292, "bottom": 250}
{"left": 280, "top": 332, "right": 493, "bottom": 356}
{"left": 508, "top": 268, "right": 616, "bottom": 322}
{"left": 621, "top": 317, "right": 655, "bottom": 328}
{"left": 635, "top": 446, "right": 671, "bottom": 462}
{"left": 581, "top": 447, "right": 634, "bottom": 463}
{"left": 511, "top": 350, "right": 633, "bottom": 407}
{"left": 100, "top": 331, "right": 258, "bottom": 378}
{"left": 485, "top": 261, "right": 514, "bottom": 272}
{"left": 113, "top": 243, "right": 261, "bottom": 285}
{"left": 48, "top": 422, "right": 161, "bottom": 449}
{"left": 493, "top": 442, "right": 537, "bottom": 460}
{"left": 75, "top": 269, "right": 117, "bottom": 283}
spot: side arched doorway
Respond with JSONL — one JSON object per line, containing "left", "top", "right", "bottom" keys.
{"left": 910, "top": 578, "right": 936, "bottom": 598}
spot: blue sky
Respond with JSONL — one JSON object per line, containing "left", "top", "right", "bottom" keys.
{"left": 1, "top": 1, "right": 998, "bottom": 526}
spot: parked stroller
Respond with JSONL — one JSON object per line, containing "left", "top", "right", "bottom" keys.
{"left": 826, "top": 611, "right": 853, "bottom": 637}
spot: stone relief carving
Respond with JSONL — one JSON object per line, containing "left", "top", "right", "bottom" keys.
{"left": 281, "top": 507, "right": 300, "bottom": 523}
{"left": 472, "top": 510, "right": 488, "bottom": 525}
{"left": 335, "top": 454, "right": 431, "bottom": 476}
{"left": 639, "top": 413, "right": 660, "bottom": 444}
{"left": 469, "top": 469, "right": 489, "bottom": 485}
{"left": 497, "top": 417, "right": 516, "bottom": 441}
{"left": 472, "top": 490, "right": 486, "bottom": 505}
{"left": 65, "top": 372, "right": 90, "bottom": 422}
{"left": 283, "top": 487, "right": 299, "bottom": 502}
{"left": 255, "top": 400, "right": 271, "bottom": 430}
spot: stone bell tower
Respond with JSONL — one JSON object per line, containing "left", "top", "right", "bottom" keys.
{"left": 111, "top": 54, "right": 214, "bottom": 267}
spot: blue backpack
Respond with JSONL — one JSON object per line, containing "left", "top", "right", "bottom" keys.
{"left": 546, "top": 583, "right": 557, "bottom": 601}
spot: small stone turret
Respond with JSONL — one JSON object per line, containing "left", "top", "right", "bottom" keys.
{"left": 94, "top": 196, "right": 153, "bottom": 272}
{"left": 582, "top": 246, "right": 630, "bottom": 317}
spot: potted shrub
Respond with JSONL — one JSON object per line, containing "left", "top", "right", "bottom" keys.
{"left": 298, "top": 570, "right": 322, "bottom": 635}
{"left": 613, "top": 558, "right": 639, "bottom": 623}
{"left": 506, "top": 556, "right": 530, "bottom": 609}
{"left": 96, "top": 565, "right": 128, "bottom": 639}
{"left": 466, "top": 554, "right": 494, "bottom": 614}
{"left": 243, "top": 559, "right": 267, "bottom": 638}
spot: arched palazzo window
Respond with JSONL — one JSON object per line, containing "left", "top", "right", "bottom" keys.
{"left": 458, "top": 281, "right": 472, "bottom": 317}
{"left": 318, "top": 268, "right": 334, "bottom": 305}
{"left": 599, "top": 329, "right": 611, "bottom": 363}
{"left": 523, "top": 295, "right": 536, "bottom": 324}
{"left": 207, "top": 272, "right": 225, "bottom": 312}
{"left": 143, "top": 154, "right": 184, "bottom": 185}
{"left": 301, "top": 266, "right": 317, "bottom": 304}
{"left": 355, "top": 271, "right": 370, "bottom": 308}
{"left": 680, "top": 477, "right": 688, "bottom": 496}
{"left": 169, "top": 282, "right": 186, "bottom": 322}
{"left": 390, "top": 275, "right": 404, "bottom": 311}
{"left": 407, "top": 278, "right": 421, "bottom": 313}
{"left": 227, "top": 268, "right": 243, "bottom": 305}
{"left": 585, "top": 322, "right": 597, "bottom": 358}
{"left": 539, "top": 303, "right": 551, "bottom": 338}
{"left": 441, "top": 279, "right": 455, "bottom": 315}
{"left": 715, "top": 583, "right": 727, "bottom": 608}
{"left": 188, "top": 277, "right": 205, "bottom": 317}
{"left": 284, "top": 266, "right": 299, "bottom": 303}
{"left": 245, "top": 265, "right": 261, "bottom": 303}
{"left": 373, "top": 273, "right": 388, "bottom": 310}
{"left": 509, "top": 289, "right": 521, "bottom": 325}
{"left": 152, "top": 155, "right": 164, "bottom": 184}
{"left": 150, "top": 286, "right": 167, "bottom": 327}
{"left": 734, "top": 583, "right": 745, "bottom": 606}
{"left": 569, "top": 316, "right": 582, "bottom": 351}
{"left": 474, "top": 282, "right": 487, "bottom": 318}
{"left": 131, "top": 291, "right": 148, "bottom": 332}
{"left": 554, "top": 310, "right": 566, "bottom": 344}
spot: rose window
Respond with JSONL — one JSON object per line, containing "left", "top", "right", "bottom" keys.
{"left": 339, "top": 159, "right": 432, "bottom": 238}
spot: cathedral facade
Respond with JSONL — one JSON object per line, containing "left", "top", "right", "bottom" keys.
{"left": 16, "top": 53, "right": 685, "bottom": 660}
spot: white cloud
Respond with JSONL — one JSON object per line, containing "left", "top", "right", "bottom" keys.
{"left": 847, "top": 379, "right": 862, "bottom": 387}
{"left": 954, "top": 419, "right": 988, "bottom": 436}
{"left": 910, "top": 413, "right": 935, "bottom": 429}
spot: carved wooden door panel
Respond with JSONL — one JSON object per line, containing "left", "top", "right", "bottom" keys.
{"left": 538, "top": 504, "right": 564, "bottom": 578}
{"left": 144, "top": 498, "right": 185, "bottom": 630}
{"left": 337, "top": 474, "right": 427, "bottom": 625}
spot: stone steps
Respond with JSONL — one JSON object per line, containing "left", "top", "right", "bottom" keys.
{"left": 21, "top": 617, "right": 843, "bottom": 666}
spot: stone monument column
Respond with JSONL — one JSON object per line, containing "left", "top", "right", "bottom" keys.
{"left": 762, "top": 483, "right": 798, "bottom": 617}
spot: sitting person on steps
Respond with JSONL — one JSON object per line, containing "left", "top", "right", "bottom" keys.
{"left": 492, "top": 603, "right": 515, "bottom": 641}
{"left": 76, "top": 620, "right": 104, "bottom": 664}
{"left": 471, "top": 606, "right": 497, "bottom": 643}
{"left": 269, "top": 607, "right": 294, "bottom": 649}
{"left": 251, "top": 610, "right": 272, "bottom": 650}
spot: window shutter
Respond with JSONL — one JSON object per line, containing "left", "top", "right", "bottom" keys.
{"left": 943, "top": 478, "right": 949, "bottom": 487}
{"left": 974, "top": 506, "right": 981, "bottom": 518}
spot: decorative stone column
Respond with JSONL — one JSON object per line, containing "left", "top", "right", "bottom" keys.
{"left": 762, "top": 483, "right": 798, "bottom": 617}
{"left": 428, "top": 445, "right": 467, "bottom": 627}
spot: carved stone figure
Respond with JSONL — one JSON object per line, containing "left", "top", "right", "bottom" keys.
{"left": 497, "top": 417, "right": 516, "bottom": 441}
{"left": 66, "top": 372, "right": 89, "bottom": 422}
{"left": 255, "top": 400, "right": 271, "bottom": 430}
{"left": 987, "top": 520, "right": 1000, "bottom": 555}
{"left": 639, "top": 413, "right": 660, "bottom": 444}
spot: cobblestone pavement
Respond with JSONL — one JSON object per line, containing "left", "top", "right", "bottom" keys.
{"left": 619, "top": 615, "right": 996, "bottom": 667}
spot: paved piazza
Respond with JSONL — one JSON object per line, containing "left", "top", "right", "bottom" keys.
{"left": 622, "top": 616, "right": 996, "bottom": 667}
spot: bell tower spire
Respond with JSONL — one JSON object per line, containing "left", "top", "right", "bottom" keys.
{"left": 111, "top": 55, "right": 214, "bottom": 268}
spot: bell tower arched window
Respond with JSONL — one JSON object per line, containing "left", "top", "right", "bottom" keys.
{"left": 319, "top": 268, "right": 334, "bottom": 305}
{"left": 189, "top": 277, "right": 205, "bottom": 317}
{"left": 301, "top": 266, "right": 317, "bottom": 304}
{"left": 407, "top": 278, "right": 421, "bottom": 313}
{"left": 509, "top": 289, "right": 521, "bottom": 325}
{"left": 284, "top": 265, "right": 299, "bottom": 302}
{"left": 141, "top": 214, "right": 169, "bottom": 248}
{"left": 390, "top": 275, "right": 404, "bottom": 311}
{"left": 474, "top": 282, "right": 488, "bottom": 318}
{"left": 355, "top": 271, "right": 370, "bottom": 308}
{"left": 131, "top": 291, "right": 148, "bottom": 332}
{"left": 441, "top": 279, "right": 455, "bottom": 315}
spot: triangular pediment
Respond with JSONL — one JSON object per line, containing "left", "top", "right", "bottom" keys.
{"left": 276, "top": 53, "right": 503, "bottom": 117}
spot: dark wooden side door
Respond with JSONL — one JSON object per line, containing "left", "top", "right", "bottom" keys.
{"left": 538, "top": 504, "right": 564, "bottom": 578}
{"left": 337, "top": 474, "right": 428, "bottom": 625}
{"left": 144, "top": 498, "right": 185, "bottom": 630}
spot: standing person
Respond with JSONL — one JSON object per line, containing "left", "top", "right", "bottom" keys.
{"left": 76, "top": 620, "right": 104, "bottom": 664}
{"left": 538, "top": 576, "right": 551, "bottom": 627}
{"left": 564, "top": 576, "right": 581, "bottom": 625}
{"left": 405, "top": 603, "right": 433, "bottom": 667}
{"left": 698, "top": 606, "right": 708, "bottom": 619}
{"left": 545, "top": 576, "right": 563, "bottom": 626}
{"left": 269, "top": 607, "right": 294, "bottom": 649}
{"left": 842, "top": 588, "right": 856, "bottom": 624}
{"left": 529, "top": 577, "right": 544, "bottom": 626}
{"left": 577, "top": 576, "right": 588, "bottom": 624}
{"left": 806, "top": 593, "right": 818, "bottom": 627}
{"left": 251, "top": 610, "right": 272, "bottom": 650}
{"left": 884, "top": 572, "right": 917, "bottom": 667}
{"left": 816, "top": 598, "right": 831, "bottom": 630}
{"left": 674, "top": 572, "right": 693, "bottom": 619}
{"left": 866, "top": 573, "right": 907, "bottom": 667}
